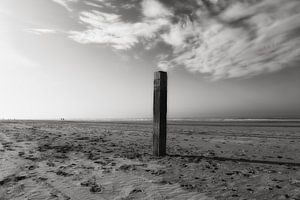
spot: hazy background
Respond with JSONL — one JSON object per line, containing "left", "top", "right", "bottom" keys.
{"left": 0, "top": 0, "right": 300, "bottom": 120}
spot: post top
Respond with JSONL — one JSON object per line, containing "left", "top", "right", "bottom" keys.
{"left": 156, "top": 71, "right": 167, "bottom": 73}
{"left": 154, "top": 71, "right": 167, "bottom": 79}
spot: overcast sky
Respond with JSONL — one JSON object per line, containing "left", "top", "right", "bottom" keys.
{"left": 0, "top": 0, "right": 300, "bottom": 119}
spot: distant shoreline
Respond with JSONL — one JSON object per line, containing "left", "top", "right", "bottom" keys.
{"left": 1, "top": 118, "right": 300, "bottom": 128}
{"left": 1, "top": 118, "right": 300, "bottom": 122}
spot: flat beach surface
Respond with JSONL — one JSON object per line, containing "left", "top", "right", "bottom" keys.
{"left": 0, "top": 120, "right": 299, "bottom": 200}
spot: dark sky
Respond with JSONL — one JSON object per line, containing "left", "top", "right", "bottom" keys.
{"left": 0, "top": 0, "right": 299, "bottom": 119}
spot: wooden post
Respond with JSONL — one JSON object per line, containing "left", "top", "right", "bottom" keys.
{"left": 153, "top": 71, "right": 167, "bottom": 157}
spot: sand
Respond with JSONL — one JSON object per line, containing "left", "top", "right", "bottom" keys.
{"left": 0, "top": 120, "right": 299, "bottom": 200}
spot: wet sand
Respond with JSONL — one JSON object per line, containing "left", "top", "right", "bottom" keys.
{"left": 0, "top": 120, "right": 299, "bottom": 200}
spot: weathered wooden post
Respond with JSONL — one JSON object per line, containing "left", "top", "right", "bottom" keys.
{"left": 153, "top": 71, "right": 167, "bottom": 157}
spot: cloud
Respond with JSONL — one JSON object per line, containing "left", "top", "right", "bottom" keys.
{"left": 161, "top": 15, "right": 200, "bottom": 51}
{"left": 53, "top": 0, "right": 300, "bottom": 80}
{"left": 25, "top": 28, "right": 57, "bottom": 35}
{"left": 69, "top": 8, "right": 171, "bottom": 50}
{"left": 51, "top": 0, "right": 78, "bottom": 11}
{"left": 157, "top": 0, "right": 300, "bottom": 79}
{"left": 141, "top": 0, "right": 173, "bottom": 18}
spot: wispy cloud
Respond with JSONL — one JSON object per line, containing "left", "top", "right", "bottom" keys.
{"left": 68, "top": 2, "right": 171, "bottom": 50}
{"left": 48, "top": 0, "right": 300, "bottom": 80}
{"left": 141, "top": 0, "right": 173, "bottom": 18}
{"left": 51, "top": 0, "right": 78, "bottom": 11}
{"left": 158, "top": 0, "right": 300, "bottom": 79}
{"left": 25, "top": 28, "right": 57, "bottom": 35}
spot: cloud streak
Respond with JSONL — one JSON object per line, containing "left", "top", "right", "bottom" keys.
{"left": 51, "top": 0, "right": 78, "bottom": 11}
{"left": 25, "top": 28, "right": 57, "bottom": 35}
{"left": 49, "top": 0, "right": 300, "bottom": 80}
{"left": 69, "top": 10, "right": 170, "bottom": 49}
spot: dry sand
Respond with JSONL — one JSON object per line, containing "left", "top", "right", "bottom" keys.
{"left": 0, "top": 120, "right": 299, "bottom": 200}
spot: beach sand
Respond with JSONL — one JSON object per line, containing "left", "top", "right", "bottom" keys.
{"left": 0, "top": 120, "right": 299, "bottom": 200}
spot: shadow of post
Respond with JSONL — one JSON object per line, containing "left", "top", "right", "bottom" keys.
{"left": 167, "top": 154, "right": 300, "bottom": 167}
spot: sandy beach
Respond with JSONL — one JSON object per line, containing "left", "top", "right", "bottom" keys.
{"left": 0, "top": 120, "right": 299, "bottom": 200}
{"left": 2, "top": 0, "right": 300, "bottom": 199}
